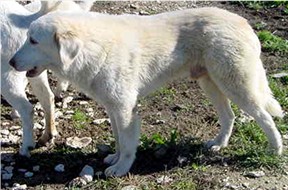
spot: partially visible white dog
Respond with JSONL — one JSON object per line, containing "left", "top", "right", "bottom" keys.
{"left": 0, "top": 0, "right": 95, "bottom": 157}
{"left": 10, "top": 7, "right": 283, "bottom": 176}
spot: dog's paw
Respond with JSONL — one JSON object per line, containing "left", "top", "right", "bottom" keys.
{"left": 104, "top": 163, "right": 129, "bottom": 177}
{"left": 37, "top": 131, "right": 58, "bottom": 146}
{"left": 205, "top": 139, "right": 226, "bottom": 152}
{"left": 104, "top": 153, "right": 119, "bottom": 165}
{"left": 19, "top": 142, "right": 36, "bottom": 157}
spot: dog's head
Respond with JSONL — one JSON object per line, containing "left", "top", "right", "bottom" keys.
{"left": 9, "top": 13, "right": 83, "bottom": 78}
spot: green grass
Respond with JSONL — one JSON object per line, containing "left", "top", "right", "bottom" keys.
{"left": 235, "top": 1, "right": 288, "bottom": 12}
{"left": 269, "top": 77, "right": 288, "bottom": 108}
{"left": 72, "top": 109, "right": 91, "bottom": 129}
{"left": 257, "top": 31, "right": 288, "bottom": 54}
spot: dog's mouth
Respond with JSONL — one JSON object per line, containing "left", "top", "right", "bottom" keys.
{"left": 26, "top": 67, "right": 44, "bottom": 78}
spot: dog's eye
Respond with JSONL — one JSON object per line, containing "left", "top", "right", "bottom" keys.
{"left": 29, "top": 37, "right": 38, "bottom": 45}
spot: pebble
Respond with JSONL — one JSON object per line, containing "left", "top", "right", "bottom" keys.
{"left": 66, "top": 136, "right": 92, "bottom": 149}
{"left": 56, "top": 102, "right": 62, "bottom": 108}
{"left": 121, "top": 185, "right": 138, "bottom": 190}
{"left": 34, "top": 102, "right": 42, "bottom": 110}
{"left": 97, "top": 144, "right": 111, "bottom": 153}
{"left": 242, "top": 183, "right": 249, "bottom": 188}
{"left": 156, "top": 175, "right": 173, "bottom": 184}
{"left": 12, "top": 183, "right": 27, "bottom": 190}
{"left": 271, "top": 72, "right": 288, "bottom": 78}
{"left": 62, "top": 96, "right": 74, "bottom": 108}
{"left": 68, "top": 177, "right": 87, "bottom": 187}
{"left": 16, "top": 130, "right": 23, "bottom": 136}
{"left": 18, "top": 168, "right": 27, "bottom": 173}
{"left": 244, "top": 171, "right": 265, "bottom": 178}
{"left": 66, "top": 110, "right": 75, "bottom": 114}
{"left": 4, "top": 166, "right": 14, "bottom": 173}
{"left": 92, "top": 118, "right": 110, "bottom": 125}
{"left": 2, "top": 121, "right": 10, "bottom": 126}
{"left": 34, "top": 123, "right": 44, "bottom": 130}
{"left": 24, "top": 171, "right": 34, "bottom": 178}
{"left": 139, "top": 10, "right": 149, "bottom": 15}
{"left": 55, "top": 110, "right": 63, "bottom": 118}
{"left": 32, "top": 165, "right": 40, "bottom": 172}
{"left": 79, "top": 101, "right": 88, "bottom": 105}
{"left": 2, "top": 173, "right": 13, "bottom": 180}
{"left": 155, "top": 119, "right": 165, "bottom": 125}
{"left": 86, "top": 108, "right": 94, "bottom": 113}
{"left": 10, "top": 126, "right": 21, "bottom": 131}
{"left": 224, "top": 182, "right": 238, "bottom": 189}
{"left": 79, "top": 165, "right": 94, "bottom": 180}
{"left": 1, "top": 129, "right": 10, "bottom": 136}
{"left": 54, "top": 164, "right": 65, "bottom": 172}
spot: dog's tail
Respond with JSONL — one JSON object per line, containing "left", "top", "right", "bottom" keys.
{"left": 258, "top": 61, "right": 284, "bottom": 118}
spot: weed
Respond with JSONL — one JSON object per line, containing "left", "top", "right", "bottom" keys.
{"left": 257, "top": 30, "right": 288, "bottom": 54}
{"left": 72, "top": 109, "right": 91, "bottom": 129}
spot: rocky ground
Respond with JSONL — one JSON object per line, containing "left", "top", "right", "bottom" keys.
{"left": 1, "top": 1, "right": 288, "bottom": 190}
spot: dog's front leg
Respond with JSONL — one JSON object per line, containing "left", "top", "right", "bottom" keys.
{"left": 104, "top": 109, "right": 120, "bottom": 165}
{"left": 104, "top": 105, "right": 140, "bottom": 177}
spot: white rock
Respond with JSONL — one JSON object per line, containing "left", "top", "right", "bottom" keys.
{"left": 82, "top": 174, "right": 93, "bottom": 183}
{"left": 16, "top": 130, "right": 23, "bottom": 136}
{"left": 156, "top": 175, "right": 173, "bottom": 184}
{"left": 2, "top": 121, "right": 10, "bottom": 126}
{"left": 34, "top": 123, "right": 44, "bottom": 130}
{"left": 86, "top": 108, "right": 94, "bottom": 113}
{"left": 2, "top": 173, "right": 13, "bottom": 180}
{"left": 245, "top": 171, "right": 265, "bottom": 178}
{"left": 10, "top": 126, "right": 21, "bottom": 131}
{"left": 121, "top": 185, "right": 138, "bottom": 190}
{"left": 54, "top": 164, "right": 65, "bottom": 172}
{"left": 18, "top": 168, "right": 27, "bottom": 173}
{"left": 24, "top": 171, "right": 33, "bottom": 178}
{"left": 32, "top": 165, "right": 40, "bottom": 172}
{"left": 12, "top": 183, "right": 27, "bottom": 190}
{"left": 66, "top": 137, "right": 92, "bottom": 149}
{"left": 8, "top": 134, "right": 21, "bottom": 144}
{"left": 155, "top": 119, "right": 165, "bottom": 124}
{"left": 1, "top": 129, "right": 10, "bottom": 136}
{"left": 68, "top": 177, "right": 87, "bottom": 187}
{"left": 79, "top": 101, "right": 88, "bottom": 105}
{"left": 62, "top": 96, "right": 74, "bottom": 108}
{"left": 55, "top": 110, "right": 63, "bottom": 118}
{"left": 56, "top": 102, "right": 62, "bottom": 108}
{"left": 271, "top": 72, "right": 288, "bottom": 78}
{"left": 4, "top": 166, "right": 14, "bottom": 174}
{"left": 79, "top": 165, "right": 94, "bottom": 178}
{"left": 92, "top": 118, "right": 110, "bottom": 125}
{"left": 66, "top": 110, "right": 75, "bottom": 114}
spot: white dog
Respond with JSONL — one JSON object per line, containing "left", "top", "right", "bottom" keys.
{"left": 0, "top": 0, "right": 95, "bottom": 157}
{"left": 10, "top": 7, "right": 283, "bottom": 176}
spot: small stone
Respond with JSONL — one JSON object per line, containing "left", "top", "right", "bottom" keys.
{"left": 129, "top": 4, "right": 138, "bottom": 9}
{"left": 32, "top": 165, "right": 40, "bottom": 172}
{"left": 244, "top": 171, "right": 265, "bottom": 178}
{"left": 66, "top": 137, "right": 92, "bottom": 149}
{"left": 66, "top": 110, "right": 75, "bottom": 114}
{"left": 55, "top": 102, "right": 62, "bottom": 108}
{"left": 225, "top": 183, "right": 239, "bottom": 189}
{"left": 79, "top": 101, "right": 88, "bottom": 105}
{"left": 12, "top": 183, "right": 27, "bottom": 190}
{"left": 156, "top": 175, "right": 173, "bottom": 184}
{"left": 8, "top": 134, "right": 20, "bottom": 144}
{"left": 68, "top": 177, "right": 87, "bottom": 187}
{"left": 1, "top": 129, "right": 10, "bottom": 136}
{"left": 121, "top": 185, "right": 138, "bottom": 190}
{"left": 139, "top": 10, "right": 149, "bottom": 15}
{"left": 2, "top": 173, "right": 13, "bottom": 180}
{"left": 2, "top": 121, "right": 10, "bottom": 126}
{"left": 24, "top": 171, "right": 33, "bottom": 178}
{"left": 18, "top": 168, "right": 27, "bottom": 173}
{"left": 10, "top": 126, "right": 21, "bottom": 131}
{"left": 34, "top": 123, "right": 44, "bottom": 130}
{"left": 55, "top": 110, "right": 63, "bottom": 118}
{"left": 82, "top": 174, "right": 93, "bottom": 183}
{"left": 154, "top": 119, "right": 165, "bottom": 125}
{"left": 242, "top": 183, "right": 249, "bottom": 188}
{"left": 62, "top": 96, "right": 73, "bottom": 108}
{"left": 271, "top": 72, "right": 288, "bottom": 78}
{"left": 34, "top": 102, "right": 42, "bottom": 110}
{"left": 97, "top": 144, "right": 111, "bottom": 153}
{"left": 54, "top": 164, "right": 65, "bottom": 172}
{"left": 16, "top": 130, "right": 23, "bottom": 136}
{"left": 92, "top": 118, "right": 110, "bottom": 125}
{"left": 86, "top": 108, "right": 94, "bottom": 113}
{"left": 4, "top": 166, "right": 14, "bottom": 173}
{"left": 79, "top": 165, "right": 94, "bottom": 179}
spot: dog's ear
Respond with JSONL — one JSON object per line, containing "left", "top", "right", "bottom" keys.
{"left": 55, "top": 31, "right": 83, "bottom": 65}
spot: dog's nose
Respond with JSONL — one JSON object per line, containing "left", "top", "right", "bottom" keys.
{"left": 9, "top": 58, "right": 16, "bottom": 68}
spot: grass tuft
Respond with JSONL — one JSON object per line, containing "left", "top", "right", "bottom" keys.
{"left": 257, "top": 30, "right": 288, "bottom": 54}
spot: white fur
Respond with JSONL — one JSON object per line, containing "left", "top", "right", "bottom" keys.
{"left": 11, "top": 7, "right": 283, "bottom": 175}
{"left": 0, "top": 0, "right": 95, "bottom": 157}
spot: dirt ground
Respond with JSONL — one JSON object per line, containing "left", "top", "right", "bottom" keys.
{"left": 1, "top": 1, "right": 288, "bottom": 190}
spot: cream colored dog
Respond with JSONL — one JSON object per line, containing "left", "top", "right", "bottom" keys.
{"left": 10, "top": 7, "right": 283, "bottom": 176}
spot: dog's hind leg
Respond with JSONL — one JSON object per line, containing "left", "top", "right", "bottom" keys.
{"left": 29, "top": 71, "right": 57, "bottom": 146}
{"left": 206, "top": 59, "right": 283, "bottom": 155}
{"left": 198, "top": 75, "right": 235, "bottom": 151}
{"left": 1, "top": 72, "right": 35, "bottom": 157}
{"left": 104, "top": 99, "right": 140, "bottom": 177}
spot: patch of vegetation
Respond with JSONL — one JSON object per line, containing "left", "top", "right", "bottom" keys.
{"left": 72, "top": 109, "right": 91, "bottom": 129}
{"left": 235, "top": 1, "right": 288, "bottom": 13}
{"left": 257, "top": 30, "right": 288, "bottom": 54}
{"left": 269, "top": 77, "right": 288, "bottom": 109}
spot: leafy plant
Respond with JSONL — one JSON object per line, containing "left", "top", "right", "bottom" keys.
{"left": 71, "top": 109, "right": 91, "bottom": 129}
{"left": 258, "top": 30, "right": 288, "bottom": 54}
